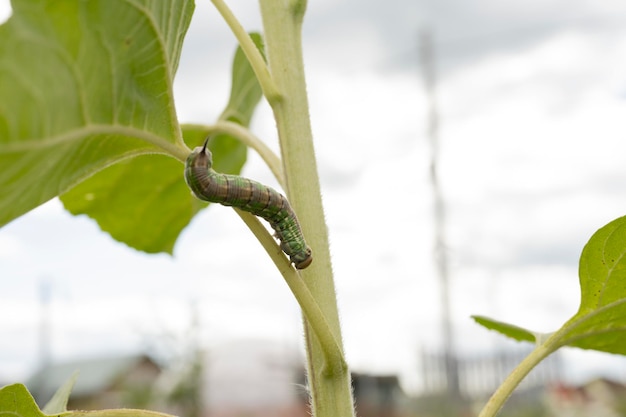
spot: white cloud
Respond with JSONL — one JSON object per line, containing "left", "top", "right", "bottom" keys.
{"left": 0, "top": 234, "right": 23, "bottom": 260}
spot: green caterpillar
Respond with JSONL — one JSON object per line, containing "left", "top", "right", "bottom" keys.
{"left": 184, "top": 139, "right": 313, "bottom": 269}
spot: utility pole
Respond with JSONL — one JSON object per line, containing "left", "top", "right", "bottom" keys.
{"left": 419, "top": 29, "right": 460, "bottom": 398}
{"left": 34, "top": 278, "right": 52, "bottom": 403}
{"left": 39, "top": 279, "right": 52, "bottom": 368}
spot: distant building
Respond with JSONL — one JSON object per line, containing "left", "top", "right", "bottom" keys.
{"left": 24, "top": 341, "right": 410, "bottom": 417}
{"left": 178, "top": 339, "right": 410, "bottom": 417}
{"left": 545, "top": 378, "right": 626, "bottom": 417}
{"left": 202, "top": 339, "right": 308, "bottom": 417}
{"left": 27, "top": 354, "right": 161, "bottom": 410}
{"left": 352, "top": 372, "right": 410, "bottom": 417}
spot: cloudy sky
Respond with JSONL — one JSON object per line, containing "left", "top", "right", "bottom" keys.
{"left": 2, "top": 0, "right": 626, "bottom": 395}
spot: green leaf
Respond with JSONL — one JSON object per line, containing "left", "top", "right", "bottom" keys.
{"left": 474, "top": 215, "right": 626, "bottom": 357}
{"left": 0, "top": 384, "right": 48, "bottom": 417}
{"left": 59, "top": 35, "right": 264, "bottom": 254}
{"left": 576, "top": 215, "right": 626, "bottom": 313}
{"left": 60, "top": 127, "right": 245, "bottom": 253}
{"left": 472, "top": 316, "right": 536, "bottom": 343}
{"left": 557, "top": 215, "right": 626, "bottom": 354}
{"left": 0, "top": 0, "right": 194, "bottom": 228}
{"left": 42, "top": 372, "right": 77, "bottom": 414}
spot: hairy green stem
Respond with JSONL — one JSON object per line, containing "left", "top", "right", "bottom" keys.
{"left": 210, "top": 0, "right": 282, "bottom": 102}
{"left": 258, "top": 1, "right": 355, "bottom": 416}
{"left": 209, "top": 0, "right": 354, "bottom": 413}
{"left": 234, "top": 208, "right": 346, "bottom": 374}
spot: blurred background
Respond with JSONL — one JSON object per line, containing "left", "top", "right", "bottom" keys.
{"left": 2, "top": 0, "right": 626, "bottom": 416}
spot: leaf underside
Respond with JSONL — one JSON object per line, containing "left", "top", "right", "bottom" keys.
{"left": 0, "top": 0, "right": 195, "bottom": 227}
{"left": 60, "top": 128, "right": 245, "bottom": 254}
{"left": 60, "top": 34, "right": 264, "bottom": 254}
{"left": 0, "top": 0, "right": 265, "bottom": 255}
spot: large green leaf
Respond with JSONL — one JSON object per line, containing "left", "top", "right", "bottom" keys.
{"left": 60, "top": 34, "right": 264, "bottom": 254}
{"left": 474, "top": 215, "right": 626, "bottom": 356}
{"left": 0, "top": 0, "right": 194, "bottom": 227}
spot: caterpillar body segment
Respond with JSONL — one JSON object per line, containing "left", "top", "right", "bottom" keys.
{"left": 185, "top": 140, "right": 313, "bottom": 269}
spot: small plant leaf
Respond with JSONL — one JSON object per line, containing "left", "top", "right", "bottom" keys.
{"left": 0, "top": 384, "right": 48, "bottom": 417}
{"left": 0, "top": 383, "right": 177, "bottom": 417}
{"left": 472, "top": 316, "right": 536, "bottom": 343}
{"left": 0, "top": 0, "right": 194, "bottom": 228}
{"left": 59, "top": 34, "right": 264, "bottom": 254}
{"left": 556, "top": 215, "right": 626, "bottom": 354}
{"left": 474, "top": 215, "right": 626, "bottom": 356}
{"left": 42, "top": 373, "right": 78, "bottom": 414}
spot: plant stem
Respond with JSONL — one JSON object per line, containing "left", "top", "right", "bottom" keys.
{"left": 69, "top": 410, "right": 175, "bottom": 417}
{"left": 258, "top": 1, "right": 355, "bottom": 416}
{"left": 234, "top": 209, "right": 346, "bottom": 375}
{"left": 478, "top": 338, "right": 558, "bottom": 417}
{"left": 210, "top": 0, "right": 282, "bottom": 102}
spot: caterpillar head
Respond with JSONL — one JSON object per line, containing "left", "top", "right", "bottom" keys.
{"left": 293, "top": 247, "right": 313, "bottom": 269}
{"left": 186, "top": 138, "right": 214, "bottom": 170}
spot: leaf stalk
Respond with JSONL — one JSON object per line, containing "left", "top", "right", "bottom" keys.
{"left": 234, "top": 209, "right": 346, "bottom": 375}
{"left": 210, "top": 0, "right": 282, "bottom": 103}
{"left": 478, "top": 335, "right": 560, "bottom": 417}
